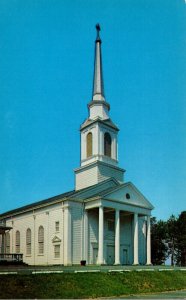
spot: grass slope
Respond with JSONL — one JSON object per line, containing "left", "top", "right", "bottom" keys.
{"left": 0, "top": 271, "right": 186, "bottom": 299}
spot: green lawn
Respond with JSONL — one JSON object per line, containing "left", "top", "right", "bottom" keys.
{"left": 0, "top": 271, "right": 186, "bottom": 299}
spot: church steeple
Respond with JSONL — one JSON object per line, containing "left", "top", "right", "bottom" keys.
{"left": 74, "top": 25, "right": 125, "bottom": 190}
{"left": 88, "top": 24, "right": 110, "bottom": 120}
{"left": 92, "top": 24, "right": 105, "bottom": 101}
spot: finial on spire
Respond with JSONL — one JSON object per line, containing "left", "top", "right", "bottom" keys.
{"left": 96, "top": 23, "right": 101, "bottom": 41}
{"left": 96, "top": 23, "right": 100, "bottom": 32}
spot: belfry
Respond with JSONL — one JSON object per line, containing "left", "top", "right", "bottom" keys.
{"left": 0, "top": 25, "right": 154, "bottom": 266}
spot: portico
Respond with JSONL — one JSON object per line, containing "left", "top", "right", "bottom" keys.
{"left": 83, "top": 181, "right": 153, "bottom": 266}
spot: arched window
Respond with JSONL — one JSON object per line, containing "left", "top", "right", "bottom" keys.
{"left": 26, "top": 228, "right": 31, "bottom": 255}
{"left": 86, "top": 132, "right": 93, "bottom": 158}
{"left": 15, "top": 231, "right": 20, "bottom": 253}
{"left": 6, "top": 232, "right": 10, "bottom": 254}
{"left": 38, "top": 226, "right": 44, "bottom": 254}
{"left": 104, "top": 132, "right": 111, "bottom": 157}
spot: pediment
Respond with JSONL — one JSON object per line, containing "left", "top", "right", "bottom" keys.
{"left": 52, "top": 236, "right": 61, "bottom": 243}
{"left": 101, "top": 182, "right": 154, "bottom": 210}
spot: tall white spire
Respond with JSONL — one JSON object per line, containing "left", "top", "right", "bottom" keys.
{"left": 88, "top": 24, "right": 110, "bottom": 120}
{"left": 92, "top": 24, "right": 105, "bottom": 101}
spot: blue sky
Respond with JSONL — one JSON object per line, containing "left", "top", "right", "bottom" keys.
{"left": 0, "top": 0, "right": 185, "bottom": 220}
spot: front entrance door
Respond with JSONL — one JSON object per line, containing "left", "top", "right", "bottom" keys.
{"left": 93, "top": 247, "right": 98, "bottom": 264}
{"left": 122, "top": 249, "right": 128, "bottom": 265}
{"left": 107, "top": 245, "right": 115, "bottom": 265}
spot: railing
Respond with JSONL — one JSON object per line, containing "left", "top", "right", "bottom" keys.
{"left": 0, "top": 221, "right": 6, "bottom": 226}
{"left": 0, "top": 253, "right": 23, "bottom": 262}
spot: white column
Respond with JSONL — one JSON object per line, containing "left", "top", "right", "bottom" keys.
{"left": 114, "top": 209, "right": 120, "bottom": 265}
{"left": 64, "top": 206, "right": 72, "bottom": 265}
{"left": 84, "top": 209, "right": 88, "bottom": 263}
{"left": 98, "top": 206, "right": 104, "bottom": 264}
{"left": 94, "top": 126, "right": 98, "bottom": 155}
{"left": 112, "top": 136, "right": 117, "bottom": 160}
{"left": 146, "top": 215, "right": 151, "bottom": 265}
{"left": 100, "top": 131, "right": 104, "bottom": 155}
{"left": 133, "top": 213, "right": 139, "bottom": 265}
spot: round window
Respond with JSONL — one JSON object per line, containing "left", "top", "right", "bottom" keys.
{"left": 126, "top": 193, "right": 130, "bottom": 199}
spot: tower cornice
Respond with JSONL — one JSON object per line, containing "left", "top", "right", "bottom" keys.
{"left": 88, "top": 100, "right": 110, "bottom": 111}
{"left": 80, "top": 117, "right": 119, "bottom": 132}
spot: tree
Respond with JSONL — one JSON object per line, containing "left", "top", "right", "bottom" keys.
{"left": 151, "top": 217, "right": 168, "bottom": 265}
{"left": 151, "top": 212, "right": 186, "bottom": 266}
{"left": 167, "top": 215, "right": 178, "bottom": 266}
{"left": 176, "top": 211, "right": 186, "bottom": 266}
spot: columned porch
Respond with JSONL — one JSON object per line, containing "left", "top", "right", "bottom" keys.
{"left": 84, "top": 199, "right": 152, "bottom": 266}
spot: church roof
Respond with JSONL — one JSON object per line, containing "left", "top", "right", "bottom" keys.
{"left": 0, "top": 177, "right": 153, "bottom": 219}
{"left": 0, "top": 178, "right": 119, "bottom": 219}
{"left": 0, "top": 190, "right": 75, "bottom": 218}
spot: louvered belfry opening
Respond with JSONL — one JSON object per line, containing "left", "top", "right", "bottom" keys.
{"left": 104, "top": 132, "right": 111, "bottom": 157}
{"left": 86, "top": 132, "right": 93, "bottom": 158}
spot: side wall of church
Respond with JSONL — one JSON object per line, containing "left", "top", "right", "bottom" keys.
{"left": 5, "top": 202, "right": 65, "bottom": 265}
{"left": 6, "top": 212, "right": 35, "bottom": 265}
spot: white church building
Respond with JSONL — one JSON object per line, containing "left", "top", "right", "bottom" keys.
{"left": 0, "top": 25, "right": 154, "bottom": 266}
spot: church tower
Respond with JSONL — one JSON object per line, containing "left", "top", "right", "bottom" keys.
{"left": 75, "top": 25, "right": 125, "bottom": 190}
